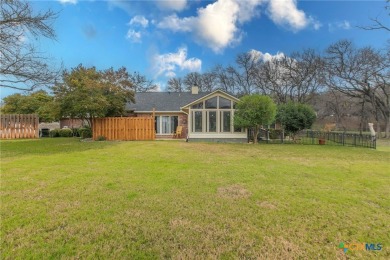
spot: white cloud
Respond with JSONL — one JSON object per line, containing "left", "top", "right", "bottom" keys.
{"left": 126, "top": 30, "right": 142, "bottom": 43}
{"left": 165, "top": 71, "right": 177, "bottom": 78}
{"left": 129, "top": 15, "right": 149, "bottom": 28}
{"left": 107, "top": 0, "right": 132, "bottom": 14}
{"left": 58, "top": 0, "right": 77, "bottom": 4}
{"left": 328, "top": 20, "right": 351, "bottom": 32}
{"left": 237, "top": 0, "right": 264, "bottom": 23}
{"left": 158, "top": 14, "right": 194, "bottom": 32}
{"left": 151, "top": 82, "right": 163, "bottom": 92}
{"left": 249, "top": 49, "right": 285, "bottom": 63}
{"left": 156, "top": 0, "right": 188, "bottom": 12}
{"left": 310, "top": 17, "right": 322, "bottom": 30}
{"left": 158, "top": 0, "right": 264, "bottom": 53}
{"left": 153, "top": 47, "right": 202, "bottom": 78}
{"left": 267, "top": 0, "right": 308, "bottom": 31}
{"left": 337, "top": 20, "right": 351, "bottom": 30}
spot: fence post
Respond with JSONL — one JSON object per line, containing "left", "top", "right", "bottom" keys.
{"left": 311, "top": 130, "right": 314, "bottom": 145}
{"left": 267, "top": 130, "right": 269, "bottom": 144}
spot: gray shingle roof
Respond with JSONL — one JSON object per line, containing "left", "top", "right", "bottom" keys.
{"left": 126, "top": 92, "right": 211, "bottom": 112}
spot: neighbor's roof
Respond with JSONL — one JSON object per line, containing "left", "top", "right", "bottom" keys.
{"left": 126, "top": 92, "right": 211, "bottom": 112}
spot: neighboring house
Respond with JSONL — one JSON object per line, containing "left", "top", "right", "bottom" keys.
{"left": 60, "top": 118, "right": 88, "bottom": 129}
{"left": 126, "top": 87, "right": 247, "bottom": 142}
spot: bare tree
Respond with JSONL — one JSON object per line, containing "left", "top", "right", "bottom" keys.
{"left": 201, "top": 72, "right": 217, "bottom": 92}
{"left": 167, "top": 77, "right": 184, "bottom": 92}
{"left": 255, "top": 57, "right": 292, "bottom": 103}
{"left": 183, "top": 72, "right": 203, "bottom": 91}
{"left": 0, "top": 0, "right": 60, "bottom": 91}
{"left": 230, "top": 52, "right": 259, "bottom": 95}
{"left": 358, "top": 0, "right": 390, "bottom": 32}
{"left": 211, "top": 65, "right": 237, "bottom": 94}
{"left": 255, "top": 49, "right": 324, "bottom": 104}
{"left": 283, "top": 49, "right": 325, "bottom": 103}
{"left": 130, "top": 71, "right": 157, "bottom": 92}
{"left": 324, "top": 40, "right": 390, "bottom": 137}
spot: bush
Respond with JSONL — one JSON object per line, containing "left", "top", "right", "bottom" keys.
{"left": 268, "top": 129, "right": 283, "bottom": 139}
{"left": 59, "top": 128, "right": 73, "bottom": 137}
{"left": 49, "top": 129, "right": 60, "bottom": 137}
{"left": 71, "top": 128, "right": 80, "bottom": 137}
{"left": 96, "top": 136, "right": 106, "bottom": 141}
{"left": 78, "top": 127, "right": 92, "bottom": 139}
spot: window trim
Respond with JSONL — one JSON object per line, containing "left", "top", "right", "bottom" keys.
{"left": 189, "top": 96, "right": 236, "bottom": 134}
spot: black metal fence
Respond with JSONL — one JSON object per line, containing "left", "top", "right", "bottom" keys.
{"left": 248, "top": 128, "right": 376, "bottom": 149}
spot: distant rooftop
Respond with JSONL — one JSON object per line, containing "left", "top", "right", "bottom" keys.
{"left": 126, "top": 92, "right": 211, "bottom": 112}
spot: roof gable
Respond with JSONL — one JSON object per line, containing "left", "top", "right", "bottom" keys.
{"left": 180, "top": 90, "right": 240, "bottom": 109}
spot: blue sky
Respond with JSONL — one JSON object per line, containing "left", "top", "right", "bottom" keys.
{"left": 1, "top": 0, "right": 389, "bottom": 98}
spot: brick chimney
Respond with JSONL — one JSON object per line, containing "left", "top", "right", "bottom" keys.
{"left": 191, "top": 86, "right": 199, "bottom": 94}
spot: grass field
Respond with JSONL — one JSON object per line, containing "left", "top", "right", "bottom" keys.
{"left": 1, "top": 138, "right": 389, "bottom": 259}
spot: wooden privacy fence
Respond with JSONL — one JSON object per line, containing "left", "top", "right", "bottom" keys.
{"left": 93, "top": 117, "right": 155, "bottom": 141}
{"left": 0, "top": 114, "right": 39, "bottom": 139}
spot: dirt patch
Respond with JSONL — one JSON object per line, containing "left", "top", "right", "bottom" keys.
{"left": 169, "top": 218, "right": 192, "bottom": 228}
{"left": 257, "top": 201, "right": 277, "bottom": 209}
{"left": 217, "top": 184, "right": 251, "bottom": 199}
{"left": 262, "top": 236, "right": 304, "bottom": 258}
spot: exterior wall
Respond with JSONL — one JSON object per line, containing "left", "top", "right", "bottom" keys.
{"left": 178, "top": 114, "right": 188, "bottom": 138}
{"left": 60, "top": 118, "right": 87, "bottom": 129}
{"left": 188, "top": 137, "right": 247, "bottom": 143}
{"left": 185, "top": 92, "right": 247, "bottom": 141}
{"left": 133, "top": 112, "right": 187, "bottom": 139}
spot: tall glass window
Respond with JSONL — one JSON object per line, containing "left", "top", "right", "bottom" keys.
{"left": 222, "top": 111, "right": 231, "bottom": 132}
{"left": 155, "top": 115, "right": 178, "bottom": 134}
{"left": 194, "top": 111, "right": 203, "bottom": 132}
{"left": 162, "top": 116, "right": 170, "bottom": 134}
{"left": 155, "top": 116, "right": 160, "bottom": 134}
{"left": 208, "top": 111, "right": 217, "bottom": 132}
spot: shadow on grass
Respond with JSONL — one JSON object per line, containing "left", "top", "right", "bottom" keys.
{"left": 0, "top": 138, "right": 119, "bottom": 159}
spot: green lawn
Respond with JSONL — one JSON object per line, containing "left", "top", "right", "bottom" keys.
{"left": 1, "top": 138, "right": 389, "bottom": 259}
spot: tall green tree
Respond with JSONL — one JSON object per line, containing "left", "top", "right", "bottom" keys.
{"left": 1, "top": 90, "right": 57, "bottom": 122}
{"left": 276, "top": 102, "right": 316, "bottom": 139}
{"left": 52, "top": 65, "right": 135, "bottom": 127}
{"left": 234, "top": 95, "right": 276, "bottom": 144}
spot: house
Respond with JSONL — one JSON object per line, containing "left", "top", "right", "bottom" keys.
{"left": 126, "top": 87, "right": 247, "bottom": 142}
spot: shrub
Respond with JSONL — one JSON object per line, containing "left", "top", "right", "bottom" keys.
{"left": 49, "top": 129, "right": 60, "bottom": 138}
{"left": 71, "top": 128, "right": 80, "bottom": 137}
{"left": 96, "top": 136, "right": 106, "bottom": 141}
{"left": 59, "top": 128, "right": 73, "bottom": 137}
{"left": 268, "top": 129, "right": 283, "bottom": 139}
{"left": 78, "top": 127, "right": 92, "bottom": 139}
{"left": 276, "top": 102, "right": 316, "bottom": 139}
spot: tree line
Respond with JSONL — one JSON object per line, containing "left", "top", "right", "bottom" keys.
{"left": 167, "top": 40, "right": 390, "bottom": 137}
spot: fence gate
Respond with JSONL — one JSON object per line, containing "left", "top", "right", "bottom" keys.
{"left": 0, "top": 114, "right": 39, "bottom": 139}
{"left": 93, "top": 117, "right": 155, "bottom": 141}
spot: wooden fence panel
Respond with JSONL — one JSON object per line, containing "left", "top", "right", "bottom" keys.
{"left": 93, "top": 117, "right": 155, "bottom": 141}
{"left": 0, "top": 114, "right": 39, "bottom": 139}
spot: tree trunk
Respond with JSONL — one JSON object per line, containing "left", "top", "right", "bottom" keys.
{"left": 253, "top": 126, "right": 259, "bottom": 144}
